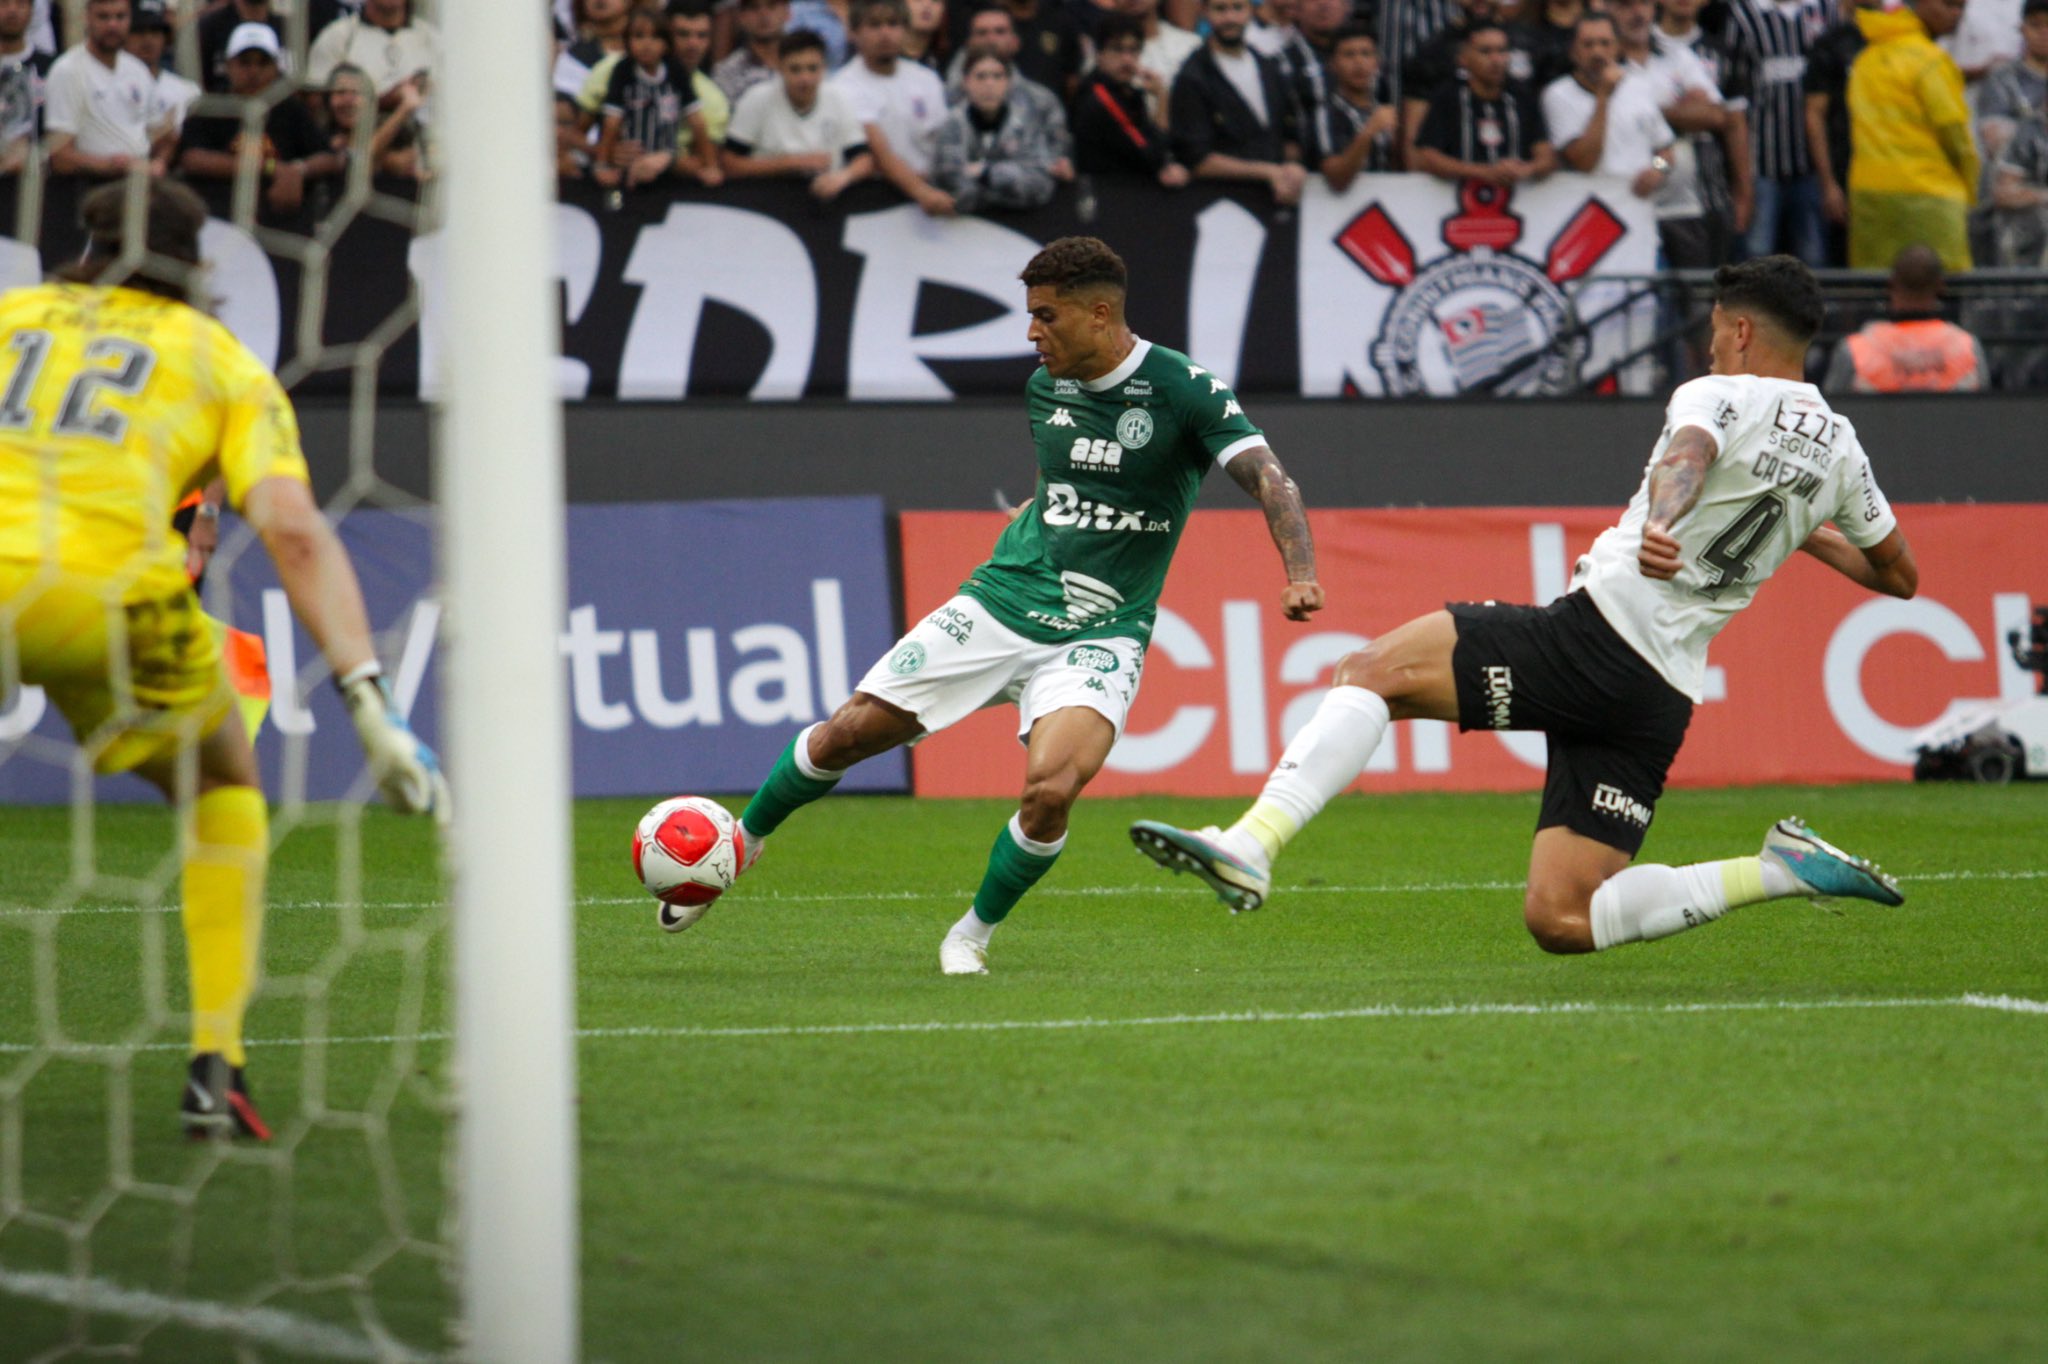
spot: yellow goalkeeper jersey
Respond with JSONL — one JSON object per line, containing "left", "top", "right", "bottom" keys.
{"left": 0, "top": 281, "right": 310, "bottom": 604}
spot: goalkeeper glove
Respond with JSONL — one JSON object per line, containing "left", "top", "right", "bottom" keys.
{"left": 337, "top": 663, "right": 449, "bottom": 818}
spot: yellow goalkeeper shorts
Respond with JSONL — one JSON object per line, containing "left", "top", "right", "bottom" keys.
{"left": 2, "top": 564, "right": 235, "bottom": 775}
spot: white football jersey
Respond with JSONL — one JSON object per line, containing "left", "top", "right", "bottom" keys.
{"left": 1575, "top": 374, "right": 1897, "bottom": 701}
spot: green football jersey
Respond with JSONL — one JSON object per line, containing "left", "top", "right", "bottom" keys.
{"left": 960, "top": 339, "right": 1264, "bottom": 645}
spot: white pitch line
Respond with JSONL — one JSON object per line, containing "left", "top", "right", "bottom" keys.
{"left": 3, "top": 993, "right": 2045, "bottom": 1057}
{"left": 5, "top": 865, "right": 2046, "bottom": 918}
{"left": 0, "top": 1267, "right": 430, "bottom": 1363}
{"left": 1962, "top": 992, "right": 2048, "bottom": 1014}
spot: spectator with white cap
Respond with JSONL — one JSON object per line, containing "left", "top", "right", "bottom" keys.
{"left": 180, "top": 22, "right": 343, "bottom": 220}
{"left": 196, "top": 0, "right": 286, "bottom": 93}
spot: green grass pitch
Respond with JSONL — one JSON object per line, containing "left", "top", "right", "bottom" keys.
{"left": 2, "top": 782, "right": 2045, "bottom": 1362}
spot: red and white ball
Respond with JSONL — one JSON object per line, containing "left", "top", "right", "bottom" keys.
{"left": 633, "top": 797, "right": 742, "bottom": 918}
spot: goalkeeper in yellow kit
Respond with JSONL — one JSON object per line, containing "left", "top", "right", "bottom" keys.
{"left": 0, "top": 181, "right": 446, "bottom": 1139}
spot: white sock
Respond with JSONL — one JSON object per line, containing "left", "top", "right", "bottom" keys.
{"left": 1758, "top": 854, "right": 1802, "bottom": 899}
{"left": 1231, "top": 686, "right": 1391, "bottom": 863}
{"left": 949, "top": 906, "right": 996, "bottom": 946}
{"left": 793, "top": 722, "right": 836, "bottom": 780}
{"left": 1589, "top": 856, "right": 1784, "bottom": 950}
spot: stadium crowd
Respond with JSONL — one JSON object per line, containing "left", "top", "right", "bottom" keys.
{"left": 532, "top": 0, "right": 2048, "bottom": 271}
{"left": 0, "top": 0, "right": 2040, "bottom": 357}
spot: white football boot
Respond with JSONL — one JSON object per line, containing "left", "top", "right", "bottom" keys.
{"left": 1129, "top": 821, "right": 1273, "bottom": 913}
{"left": 1760, "top": 816, "right": 1905, "bottom": 906}
{"left": 939, "top": 929, "right": 990, "bottom": 975}
{"left": 657, "top": 899, "right": 713, "bottom": 933}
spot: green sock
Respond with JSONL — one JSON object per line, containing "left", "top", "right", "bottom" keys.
{"left": 969, "top": 816, "right": 1065, "bottom": 925}
{"left": 740, "top": 726, "right": 840, "bottom": 837}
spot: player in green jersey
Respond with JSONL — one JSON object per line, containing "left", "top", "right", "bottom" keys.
{"left": 689, "top": 236, "right": 1324, "bottom": 973}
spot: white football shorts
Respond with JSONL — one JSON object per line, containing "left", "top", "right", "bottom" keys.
{"left": 853, "top": 595, "right": 1145, "bottom": 744}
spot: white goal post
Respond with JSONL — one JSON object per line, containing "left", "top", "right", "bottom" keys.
{"left": 439, "top": 3, "right": 581, "bottom": 1360}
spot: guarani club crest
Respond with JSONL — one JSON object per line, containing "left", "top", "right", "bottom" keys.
{"left": 1338, "top": 183, "right": 1625, "bottom": 396}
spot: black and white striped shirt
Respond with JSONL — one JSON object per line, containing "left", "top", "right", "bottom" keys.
{"left": 1378, "top": 0, "right": 1461, "bottom": 110}
{"left": 1270, "top": 28, "right": 1329, "bottom": 137}
{"left": 601, "top": 57, "right": 701, "bottom": 154}
{"left": 1720, "top": 0, "right": 1828, "bottom": 180}
{"left": 1308, "top": 92, "right": 1398, "bottom": 170}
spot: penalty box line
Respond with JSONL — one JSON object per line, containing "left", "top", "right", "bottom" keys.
{"left": 5, "top": 866, "right": 2047, "bottom": 917}
{"left": 1, "top": 994, "right": 2043, "bottom": 1057}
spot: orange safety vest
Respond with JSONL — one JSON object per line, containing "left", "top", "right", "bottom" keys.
{"left": 1843, "top": 319, "right": 1984, "bottom": 393}
{"left": 177, "top": 491, "right": 273, "bottom": 736}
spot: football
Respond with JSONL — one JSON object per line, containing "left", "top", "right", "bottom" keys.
{"left": 633, "top": 796, "right": 743, "bottom": 930}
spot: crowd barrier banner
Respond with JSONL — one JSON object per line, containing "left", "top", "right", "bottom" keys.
{"left": 0, "top": 497, "right": 906, "bottom": 803}
{"left": 1, "top": 174, "right": 1657, "bottom": 398}
{"left": 898, "top": 506, "right": 2046, "bottom": 797}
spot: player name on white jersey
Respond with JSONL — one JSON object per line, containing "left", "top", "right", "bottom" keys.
{"left": 1575, "top": 374, "right": 1897, "bottom": 703}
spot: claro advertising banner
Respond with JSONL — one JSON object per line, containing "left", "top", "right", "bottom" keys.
{"left": 898, "top": 506, "right": 2047, "bottom": 796}
{"left": 0, "top": 497, "right": 905, "bottom": 803}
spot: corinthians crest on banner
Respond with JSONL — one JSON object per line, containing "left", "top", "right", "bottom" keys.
{"left": 1297, "top": 174, "right": 1660, "bottom": 398}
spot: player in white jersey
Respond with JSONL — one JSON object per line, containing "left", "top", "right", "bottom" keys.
{"left": 1133, "top": 255, "right": 1920, "bottom": 954}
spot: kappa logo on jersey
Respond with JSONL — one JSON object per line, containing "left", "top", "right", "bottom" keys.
{"left": 1069, "top": 437, "right": 1123, "bottom": 468}
{"left": 1713, "top": 400, "right": 1738, "bottom": 429}
{"left": 1040, "top": 482, "right": 1171, "bottom": 533}
{"left": 1591, "top": 783, "right": 1652, "bottom": 828}
{"left": 1046, "top": 407, "right": 1076, "bottom": 427}
{"left": 1482, "top": 665, "right": 1514, "bottom": 729}
{"left": 1115, "top": 408, "right": 1154, "bottom": 448}
{"left": 1187, "top": 364, "right": 1205, "bottom": 378}
{"left": 1221, "top": 399, "right": 1243, "bottom": 419}
{"left": 1066, "top": 645, "right": 1120, "bottom": 674}
{"left": 1057, "top": 570, "right": 1124, "bottom": 623}
{"left": 1208, "top": 377, "right": 1227, "bottom": 394}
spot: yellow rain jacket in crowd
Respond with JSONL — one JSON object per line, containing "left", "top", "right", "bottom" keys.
{"left": 1846, "top": 5, "right": 1979, "bottom": 269}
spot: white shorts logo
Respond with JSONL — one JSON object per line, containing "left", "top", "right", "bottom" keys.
{"left": 1482, "top": 665, "right": 1514, "bottom": 729}
{"left": 1591, "top": 783, "right": 1652, "bottom": 827}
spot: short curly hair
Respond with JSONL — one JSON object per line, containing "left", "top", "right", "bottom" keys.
{"left": 1019, "top": 237, "right": 1128, "bottom": 296}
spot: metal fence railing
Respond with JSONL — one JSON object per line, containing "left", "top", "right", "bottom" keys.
{"left": 1512, "top": 269, "right": 2048, "bottom": 397}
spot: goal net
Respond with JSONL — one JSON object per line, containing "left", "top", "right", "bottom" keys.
{"left": 0, "top": 2, "right": 574, "bottom": 1358}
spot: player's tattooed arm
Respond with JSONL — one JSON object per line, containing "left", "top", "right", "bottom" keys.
{"left": 1638, "top": 424, "right": 1719, "bottom": 580}
{"left": 1799, "top": 525, "right": 1919, "bottom": 599}
{"left": 1227, "top": 447, "right": 1324, "bottom": 620}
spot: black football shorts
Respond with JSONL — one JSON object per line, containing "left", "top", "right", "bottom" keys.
{"left": 1448, "top": 591, "right": 1694, "bottom": 856}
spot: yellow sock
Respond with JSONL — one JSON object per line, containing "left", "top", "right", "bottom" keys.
{"left": 183, "top": 786, "right": 268, "bottom": 1068}
{"left": 1717, "top": 856, "right": 1769, "bottom": 909}
{"left": 1233, "top": 797, "right": 1303, "bottom": 863}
